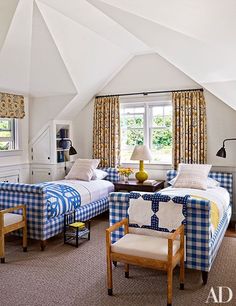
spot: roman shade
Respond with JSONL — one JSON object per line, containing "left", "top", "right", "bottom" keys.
{"left": 0, "top": 92, "right": 25, "bottom": 119}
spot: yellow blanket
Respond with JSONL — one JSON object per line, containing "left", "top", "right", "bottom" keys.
{"left": 191, "top": 196, "right": 220, "bottom": 231}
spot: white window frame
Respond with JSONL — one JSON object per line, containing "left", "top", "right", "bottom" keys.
{"left": 0, "top": 118, "right": 18, "bottom": 151}
{"left": 120, "top": 94, "right": 172, "bottom": 165}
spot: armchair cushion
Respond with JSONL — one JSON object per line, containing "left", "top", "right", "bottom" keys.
{"left": 4, "top": 213, "right": 23, "bottom": 227}
{"left": 111, "top": 233, "right": 180, "bottom": 261}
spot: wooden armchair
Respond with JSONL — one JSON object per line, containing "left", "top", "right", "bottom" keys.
{"left": 106, "top": 218, "right": 185, "bottom": 306}
{"left": 0, "top": 205, "right": 27, "bottom": 263}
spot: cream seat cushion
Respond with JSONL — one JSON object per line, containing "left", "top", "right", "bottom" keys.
{"left": 111, "top": 234, "right": 180, "bottom": 261}
{"left": 4, "top": 213, "right": 23, "bottom": 227}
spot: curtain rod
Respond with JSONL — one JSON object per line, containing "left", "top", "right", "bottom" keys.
{"left": 96, "top": 88, "right": 203, "bottom": 99}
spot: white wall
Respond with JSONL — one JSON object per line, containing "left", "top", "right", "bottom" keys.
{"left": 29, "top": 94, "right": 75, "bottom": 140}
{"left": 75, "top": 53, "right": 236, "bottom": 167}
{"left": 0, "top": 96, "right": 30, "bottom": 182}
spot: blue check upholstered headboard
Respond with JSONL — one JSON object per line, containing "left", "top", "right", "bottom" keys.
{"left": 166, "top": 170, "right": 233, "bottom": 205}
{"left": 100, "top": 167, "right": 119, "bottom": 183}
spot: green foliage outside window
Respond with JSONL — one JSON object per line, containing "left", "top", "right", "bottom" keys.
{"left": 0, "top": 119, "right": 14, "bottom": 150}
{"left": 121, "top": 115, "right": 172, "bottom": 148}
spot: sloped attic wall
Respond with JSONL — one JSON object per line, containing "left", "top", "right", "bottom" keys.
{"left": 74, "top": 53, "right": 236, "bottom": 168}
{"left": 88, "top": 0, "right": 236, "bottom": 111}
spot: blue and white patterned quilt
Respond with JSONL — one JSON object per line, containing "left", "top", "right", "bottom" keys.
{"left": 129, "top": 192, "right": 189, "bottom": 233}
{"left": 40, "top": 183, "right": 81, "bottom": 219}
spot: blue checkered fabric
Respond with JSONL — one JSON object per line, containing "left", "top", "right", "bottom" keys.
{"left": 0, "top": 168, "right": 117, "bottom": 241}
{"left": 109, "top": 171, "right": 233, "bottom": 272}
{"left": 100, "top": 167, "right": 119, "bottom": 183}
{"left": 43, "top": 197, "right": 108, "bottom": 240}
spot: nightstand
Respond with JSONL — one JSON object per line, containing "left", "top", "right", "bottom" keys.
{"left": 114, "top": 180, "right": 165, "bottom": 193}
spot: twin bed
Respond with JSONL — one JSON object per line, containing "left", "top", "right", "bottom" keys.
{"left": 109, "top": 170, "right": 233, "bottom": 284}
{"left": 0, "top": 167, "right": 232, "bottom": 283}
{"left": 0, "top": 167, "right": 119, "bottom": 249}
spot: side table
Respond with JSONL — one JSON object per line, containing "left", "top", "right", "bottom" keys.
{"left": 114, "top": 180, "right": 165, "bottom": 193}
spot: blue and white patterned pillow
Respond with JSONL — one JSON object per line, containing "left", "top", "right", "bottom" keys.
{"left": 128, "top": 192, "right": 189, "bottom": 233}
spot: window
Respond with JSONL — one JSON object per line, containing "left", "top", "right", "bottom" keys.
{"left": 120, "top": 101, "right": 172, "bottom": 164}
{"left": 0, "top": 118, "right": 17, "bottom": 150}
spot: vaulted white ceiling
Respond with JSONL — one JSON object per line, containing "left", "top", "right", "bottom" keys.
{"left": 0, "top": 0, "right": 235, "bottom": 114}
{"left": 88, "top": 0, "right": 236, "bottom": 110}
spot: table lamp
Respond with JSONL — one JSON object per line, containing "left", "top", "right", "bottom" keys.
{"left": 130, "top": 145, "right": 152, "bottom": 183}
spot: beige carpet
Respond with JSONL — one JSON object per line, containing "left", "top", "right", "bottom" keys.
{"left": 1, "top": 215, "right": 236, "bottom": 306}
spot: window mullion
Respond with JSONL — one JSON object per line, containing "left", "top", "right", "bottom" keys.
{"left": 144, "top": 104, "right": 149, "bottom": 148}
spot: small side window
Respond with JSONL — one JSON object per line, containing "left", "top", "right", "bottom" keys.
{"left": 0, "top": 118, "right": 17, "bottom": 150}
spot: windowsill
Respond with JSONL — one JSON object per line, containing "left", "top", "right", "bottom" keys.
{"left": 121, "top": 162, "right": 172, "bottom": 169}
{"left": 0, "top": 149, "right": 23, "bottom": 157}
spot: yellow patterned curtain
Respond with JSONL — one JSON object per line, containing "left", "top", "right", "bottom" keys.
{"left": 172, "top": 90, "right": 207, "bottom": 169}
{"left": 93, "top": 96, "right": 120, "bottom": 167}
{"left": 0, "top": 92, "right": 25, "bottom": 119}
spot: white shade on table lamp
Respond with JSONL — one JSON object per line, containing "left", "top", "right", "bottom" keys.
{"left": 130, "top": 145, "right": 152, "bottom": 183}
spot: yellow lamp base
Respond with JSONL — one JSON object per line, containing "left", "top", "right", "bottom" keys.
{"left": 135, "top": 160, "right": 148, "bottom": 183}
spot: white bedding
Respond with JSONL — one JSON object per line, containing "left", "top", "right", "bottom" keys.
{"left": 51, "top": 179, "right": 114, "bottom": 206}
{"left": 160, "top": 186, "right": 230, "bottom": 220}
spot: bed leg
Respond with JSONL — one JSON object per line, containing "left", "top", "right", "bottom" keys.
{"left": 202, "top": 271, "right": 208, "bottom": 285}
{"left": 40, "top": 240, "right": 46, "bottom": 251}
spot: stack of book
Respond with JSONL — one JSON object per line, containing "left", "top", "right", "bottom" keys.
{"left": 143, "top": 180, "right": 157, "bottom": 185}
{"left": 69, "top": 221, "right": 85, "bottom": 230}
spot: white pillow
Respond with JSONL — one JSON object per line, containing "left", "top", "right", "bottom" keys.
{"left": 92, "top": 169, "right": 108, "bottom": 180}
{"left": 65, "top": 158, "right": 100, "bottom": 181}
{"left": 206, "top": 177, "right": 220, "bottom": 188}
{"left": 169, "top": 177, "right": 220, "bottom": 189}
{"left": 172, "top": 163, "right": 212, "bottom": 190}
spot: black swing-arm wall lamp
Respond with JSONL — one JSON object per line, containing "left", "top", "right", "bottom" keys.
{"left": 216, "top": 138, "right": 236, "bottom": 158}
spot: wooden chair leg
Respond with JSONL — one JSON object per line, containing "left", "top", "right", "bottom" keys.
{"left": 179, "top": 254, "right": 184, "bottom": 290}
{"left": 125, "top": 263, "right": 129, "bottom": 278}
{"left": 0, "top": 232, "right": 5, "bottom": 263}
{"left": 107, "top": 255, "right": 113, "bottom": 295}
{"left": 167, "top": 268, "right": 173, "bottom": 306}
{"left": 22, "top": 224, "right": 27, "bottom": 252}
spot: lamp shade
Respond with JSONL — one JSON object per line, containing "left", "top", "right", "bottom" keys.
{"left": 216, "top": 146, "right": 226, "bottom": 158}
{"left": 130, "top": 145, "right": 152, "bottom": 161}
{"left": 69, "top": 145, "right": 77, "bottom": 155}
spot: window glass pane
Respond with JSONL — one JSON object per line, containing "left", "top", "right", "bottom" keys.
{"left": 121, "top": 107, "right": 144, "bottom": 114}
{"left": 121, "top": 128, "right": 144, "bottom": 163}
{"left": 0, "top": 141, "right": 12, "bottom": 150}
{"left": 150, "top": 128, "right": 172, "bottom": 163}
{"left": 151, "top": 106, "right": 164, "bottom": 128}
{"left": 164, "top": 105, "right": 172, "bottom": 116}
{"left": 151, "top": 106, "right": 172, "bottom": 128}
{"left": 0, "top": 119, "right": 11, "bottom": 130}
{"left": 120, "top": 102, "right": 172, "bottom": 164}
{"left": 121, "top": 114, "right": 144, "bottom": 129}
{"left": 0, "top": 130, "right": 12, "bottom": 138}
{"left": 0, "top": 118, "right": 15, "bottom": 150}
{"left": 120, "top": 106, "right": 145, "bottom": 162}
